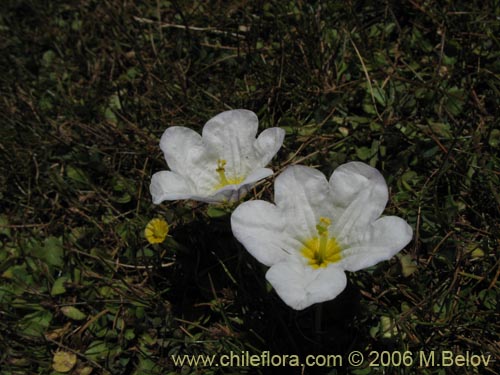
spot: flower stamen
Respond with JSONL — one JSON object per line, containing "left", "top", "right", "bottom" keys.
{"left": 301, "top": 216, "right": 341, "bottom": 268}
{"left": 214, "top": 159, "right": 244, "bottom": 189}
{"left": 216, "top": 159, "right": 230, "bottom": 185}
{"left": 317, "top": 216, "right": 331, "bottom": 264}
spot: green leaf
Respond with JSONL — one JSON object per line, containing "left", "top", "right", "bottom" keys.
{"left": 99, "top": 286, "right": 114, "bottom": 298}
{"left": 399, "top": 254, "right": 417, "bottom": 277}
{"left": 112, "top": 192, "right": 132, "bottom": 204}
{"left": 105, "top": 107, "right": 117, "bottom": 124}
{"left": 355, "top": 146, "right": 373, "bottom": 161}
{"left": 140, "top": 332, "right": 157, "bottom": 346}
{"left": 85, "top": 341, "right": 111, "bottom": 361}
{"left": 108, "top": 93, "right": 122, "bottom": 110}
{"left": 38, "top": 236, "right": 64, "bottom": 267}
{"left": 352, "top": 367, "right": 372, "bottom": 375}
{"left": 471, "top": 248, "right": 485, "bottom": 258}
{"left": 76, "top": 367, "right": 93, "bottom": 375}
{"left": 19, "top": 310, "right": 53, "bottom": 336}
{"left": 39, "top": 95, "right": 54, "bottom": 111}
{"left": 489, "top": 129, "right": 500, "bottom": 147}
{"left": 126, "top": 67, "right": 139, "bottom": 79}
{"left": 51, "top": 276, "right": 68, "bottom": 296}
{"left": 0, "top": 214, "right": 11, "bottom": 238}
{"left": 207, "top": 206, "right": 228, "bottom": 218}
{"left": 133, "top": 357, "right": 157, "bottom": 375}
{"left": 372, "top": 85, "right": 387, "bottom": 106}
{"left": 427, "top": 121, "right": 452, "bottom": 139}
{"left": 362, "top": 99, "right": 377, "bottom": 115}
{"left": 124, "top": 328, "right": 136, "bottom": 341}
{"left": 277, "top": 116, "right": 303, "bottom": 128}
{"left": 443, "top": 87, "right": 465, "bottom": 116}
{"left": 478, "top": 289, "right": 497, "bottom": 309}
{"left": 42, "top": 50, "right": 56, "bottom": 67}
{"left": 380, "top": 316, "right": 398, "bottom": 338}
{"left": 298, "top": 123, "right": 319, "bottom": 136}
{"left": 66, "top": 165, "right": 89, "bottom": 186}
{"left": 61, "top": 306, "right": 87, "bottom": 321}
{"left": 2, "top": 263, "right": 28, "bottom": 280}
{"left": 400, "top": 170, "right": 418, "bottom": 191}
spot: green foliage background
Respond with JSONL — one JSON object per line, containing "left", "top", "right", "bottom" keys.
{"left": 0, "top": 0, "right": 499, "bottom": 374}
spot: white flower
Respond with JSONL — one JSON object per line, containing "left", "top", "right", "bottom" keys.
{"left": 150, "top": 109, "right": 285, "bottom": 204}
{"left": 231, "top": 162, "right": 413, "bottom": 310}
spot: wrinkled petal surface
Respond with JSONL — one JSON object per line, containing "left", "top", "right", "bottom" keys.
{"left": 254, "top": 127, "right": 286, "bottom": 168}
{"left": 151, "top": 109, "right": 283, "bottom": 204}
{"left": 190, "top": 167, "right": 275, "bottom": 203}
{"left": 339, "top": 216, "right": 413, "bottom": 272}
{"left": 231, "top": 200, "right": 290, "bottom": 266}
{"left": 329, "top": 162, "right": 388, "bottom": 242}
{"left": 266, "top": 260, "right": 347, "bottom": 310}
{"left": 239, "top": 167, "right": 274, "bottom": 188}
{"left": 202, "top": 109, "right": 260, "bottom": 177}
{"left": 160, "top": 126, "right": 218, "bottom": 193}
{"left": 231, "top": 162, "right": 413, "bottom": 310}
{"left": 150, "top": 171, "right": 197, "bottom": 203}
{"left": 275, "top": 166, "right": 334, "bottom": 240}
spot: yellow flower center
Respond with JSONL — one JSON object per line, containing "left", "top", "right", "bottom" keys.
{"left": 215, "top": 159, "right": 244, "bottom": 189}
{"left": 301, "top": 217, "right": 342, "bottom": 269}
{"left": 145, "top": 218, "right": 169, "bottom": 244}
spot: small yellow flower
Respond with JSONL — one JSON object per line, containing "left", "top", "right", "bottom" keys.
{"left": 145, "top": 218, "right": 169, "bottom": 244}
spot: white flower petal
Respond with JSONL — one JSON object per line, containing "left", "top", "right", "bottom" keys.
{"left": 254, "top": 127, "right": 285, "bottom": 167}
{"left": 329, "top": 162, "right": 389, "bottom": 241}
{"left": 204, "top": 185, "right": 249, "bottom": 203}
{"left": 160, "top": 126, "right": 218, "bottom": 191}
{"left": 193, "top": 189, "right": 242, "bottom": 204}
{"left": 150, "top": 170, "right": 253, "bottom": 204}
{"left": 275, "top": 166, "right": 333, "bottom": 240}
{"left": 231, "top": 161, "right": 412, "bottom": 309}
{"left": 240, "top": 167, "right": 274, "bottom": 187}
{"left": 150, "top": 171, "right": 197, "bottom": 204}
{"left": 266, "top": 261, "right": 347, "bottom": 310}
{"left": 202, "top": 109, "right": 259, "bottom": 176}
{"left": 151, "top": 110, "right": 284, "bottom": 204}
{"left": 197, "top": 168, "right": 273, "bottom": 203}
{"left": 231, "top": 200, "right": 289, "bottom": 266}
{"left": 231, "top": 161, "right": 413, "bottom": 309}
{"left": 339, "top": 216, "right": 413, "bottom": 272}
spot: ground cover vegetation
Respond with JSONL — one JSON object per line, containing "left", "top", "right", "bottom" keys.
{"left": 0, "top": 0, "right": 499, "bottom": 374}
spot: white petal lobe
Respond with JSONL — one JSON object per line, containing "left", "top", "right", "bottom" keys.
{"left": 266, "top": 261, "right": 347, "bottom": 310}
{"left": 150, "top": 109, "right": 283, "bottom": 203}
{"left": 230, "top": 162, "right": 413, "bottom": 310}
{"left": 329, "top": 162, "right": 389, "bottom": 240}
{"left": 274, "top": 166, "right": 332, "bottom": 240}
{"left": 340, "top": 216, "right": 413, "bottom": 272}
{"left": 231, "top": 200, "right": 288, "bottom": 266}
{"left": 150, "top": 171, "right": 196, "bottom": 204}
{"left": 254, "top": 127, "right": 285, "bottom": 167}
